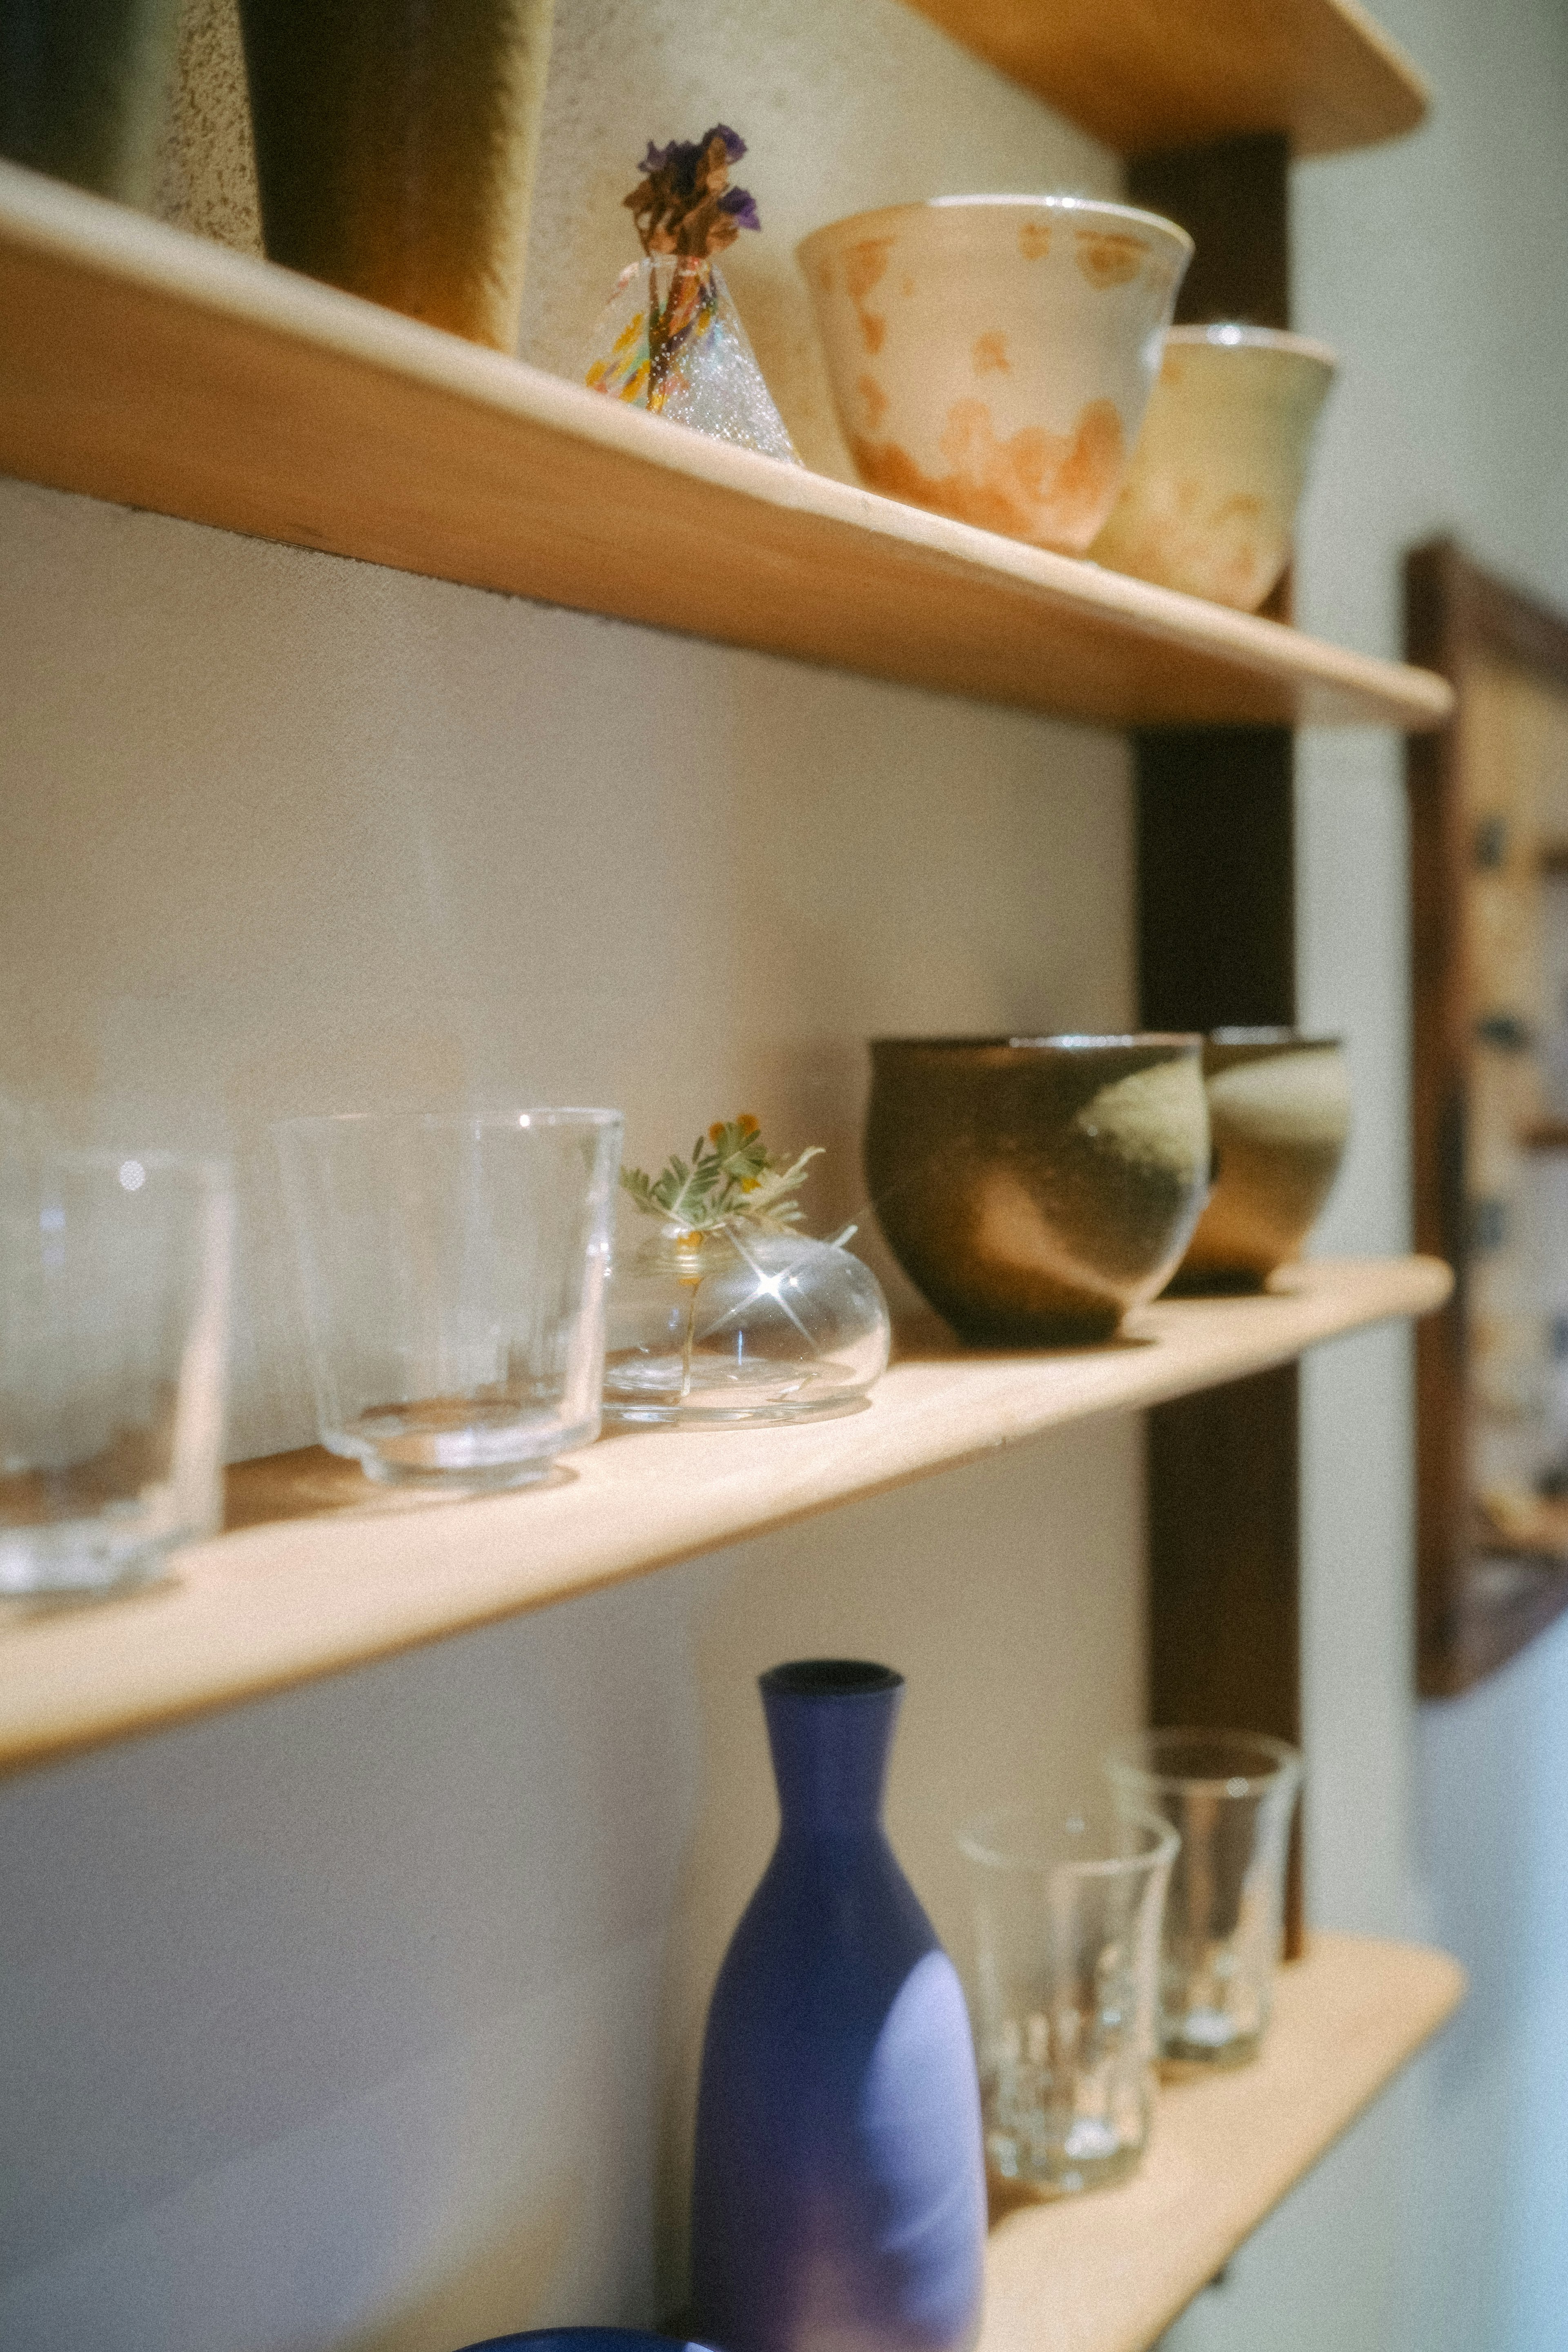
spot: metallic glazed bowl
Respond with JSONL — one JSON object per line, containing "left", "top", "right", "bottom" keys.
{"left": 865, "top": 1034, "right": 1210, "bottom": 1344}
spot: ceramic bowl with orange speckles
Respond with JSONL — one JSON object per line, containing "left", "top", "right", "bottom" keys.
{"left": 797, "top": 195, "right": 1191, "bottom": 554}
{"left": 1090, "top": 325, "right": 1337, "bottom": 609}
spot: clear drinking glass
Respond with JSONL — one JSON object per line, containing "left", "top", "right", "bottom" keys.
{"left": 0, "top": 1144, "right": 232, "bottom": 1595}
{"left": 1106, "top": 1728, "right": 1303, "bottom": 2068}
{"left": 958, "top": 1800, "right": 1178, "bottom": 2197}
{"left": 275, "top": 1110, "right": 622, "bottom": 1488}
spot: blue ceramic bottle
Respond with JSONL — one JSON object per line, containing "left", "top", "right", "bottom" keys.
{"left": 690, "top": 1661, "right": 987, "bottom": 2352}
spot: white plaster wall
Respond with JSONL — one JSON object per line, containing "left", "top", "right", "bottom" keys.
{"left": 0, "top": 8, "right": 1147, "bottom": 2349}
{"left": 1165, "top": 1, "right": 1568, "bottom": 2346}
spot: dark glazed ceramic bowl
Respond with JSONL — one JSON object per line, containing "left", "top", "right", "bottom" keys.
{"left": 1168, "top": 1029, "right": 1350, "bottom": 1292}
{"left": 865, "top": 1036, "right": 1209, "bottom": 1344}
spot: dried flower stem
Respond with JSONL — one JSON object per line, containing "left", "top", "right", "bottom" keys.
{"left": 678, "top": 1274, "right": 701, "bottom": 1399}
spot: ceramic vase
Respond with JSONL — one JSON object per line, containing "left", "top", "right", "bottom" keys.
{"left": 0, "top": 0, "right": 182, "bottom": 205}
{"left": 236, "top": 0, "right": 555, "bottom": 349}
{"left": 690, "top": 1661, "right": 986, "bottom": 2352}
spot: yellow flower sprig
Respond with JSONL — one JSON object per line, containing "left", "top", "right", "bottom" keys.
{"left": 620, "top": 1115, "right": 821, "bottom": 1241}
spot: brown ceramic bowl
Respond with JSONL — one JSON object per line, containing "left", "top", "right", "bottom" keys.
{"left": 865, "top": 1035, "right": 1210, "bottom": 1344}
{"left": 1168, "top": 1029, "right": 1350, "bottom": 1293}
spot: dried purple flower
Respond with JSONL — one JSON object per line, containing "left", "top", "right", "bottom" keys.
{"left": 719, "top": 186, "right": 761, "bottom": 234}
{"left": 624, "top": 124, "right": 760, "bottom": 258}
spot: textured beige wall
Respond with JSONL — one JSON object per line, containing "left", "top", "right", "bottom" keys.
{"left": 0, "top": 9, "right": 1143, "bottom": 2350}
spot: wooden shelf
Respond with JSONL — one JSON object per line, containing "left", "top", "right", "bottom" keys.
{"left": 0, "top": 163, "right": 1452, "bottom": 734}
{"left": 902, "top": 0, "right": 1430, "bottom": 160}
{"left": 980, "top": 1931, "right": 1464, "bottom": 2352}
{"left": 0, "top": 1256, "right": 1449, "bottom": 1777}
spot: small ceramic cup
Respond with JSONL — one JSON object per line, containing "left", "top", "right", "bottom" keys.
{"left": 864, "top": 1035, "right": 1209, "bottom": 1344}
{"left": 798, "top": 196, "right": 1192, "bottom": 553}
{"left": 1168, "top": 1029, "right": 1350, "bottom": 1293}
{"left": 1089, "top": 324, "right": 1337, "bottom": 609}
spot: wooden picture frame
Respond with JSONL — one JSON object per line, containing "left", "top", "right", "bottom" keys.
{"left": 1407, "top": 539, "right": 1568, "bottom": 1694}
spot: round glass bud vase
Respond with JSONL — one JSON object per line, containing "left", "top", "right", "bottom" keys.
{"left": 603, "top": 1223, "right": 891, "bottom": 1426}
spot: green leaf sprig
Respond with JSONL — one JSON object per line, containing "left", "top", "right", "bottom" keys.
{"left": 620, "top": 1114, "right": 821, "bottom": 1241}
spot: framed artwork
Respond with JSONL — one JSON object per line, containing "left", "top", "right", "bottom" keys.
{"left": 1407, "top": 539, "right": 1568, "bottom": 1693}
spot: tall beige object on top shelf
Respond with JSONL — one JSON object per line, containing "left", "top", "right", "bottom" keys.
{"left": 798, "top": 196, "right": 1191, "bottom": 554}
{"left": 236, "top": 0, "right": 554, "bottom": 349}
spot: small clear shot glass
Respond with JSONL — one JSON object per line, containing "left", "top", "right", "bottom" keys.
{"left": 0, "top": 1145, "right": 233, "bottom": 1596}
{"left": 1106, "top": 1728, "right": 1303, "bottom": 2069}
{"left": 958, "top": 1800, "right": 1179, "bottom": 2198}
{"left": 274, "top": 1110, "right": 622, "bottom": 1490}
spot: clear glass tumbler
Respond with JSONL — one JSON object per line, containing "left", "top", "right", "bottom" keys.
{"left": 275, "top": 1110, "right": 622, "bottom": 1488}
{"left": 1106, "top": 1728, "right": 1303, "bottom": 2068}
{"left": 958, "top": 1800, "right": 1178, "bottom": 2197}
{"left": 0, "top": 1144, "right": 232, "bottom": 1595}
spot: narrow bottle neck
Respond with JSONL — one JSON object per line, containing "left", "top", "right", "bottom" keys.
{"left": 762, "top": 1677, "right": 901, "bottom": 1838}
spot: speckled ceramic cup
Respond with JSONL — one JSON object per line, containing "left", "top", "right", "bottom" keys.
{"left": 798, "top": 196, "right": 1191, "bottom": 553}
{"left": 1090, "top": 326, "right": 1336, "bottom": 609}
{"left": 237, "top": 0, "right": 554, "bottom": 348}
{"left": 1169, "top": 1029, "right": 1350, "bottom": 1293}
{"left": 865, "top": 1036, "right": 1209, "bottom": 1344}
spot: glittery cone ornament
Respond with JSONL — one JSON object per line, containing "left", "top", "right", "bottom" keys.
{"left": 584, "top": 125, "right": 799, "bottom": 463}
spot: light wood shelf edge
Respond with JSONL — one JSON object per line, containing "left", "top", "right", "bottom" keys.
{"left": 900, "top": 0, "right": 1430, "bottom": 160}
{"left": 0, "top": 163, "right": 1452, "bottom": 734}
{"left": 0, "top": 1257, "right": 1450, "bottom": 1778}
{"left": 980, "top": 1931, "right": 1465, "bottom": 2352}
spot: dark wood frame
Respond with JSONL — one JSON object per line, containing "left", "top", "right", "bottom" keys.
{"left": 1406, "top": 539, "right": 1568, "bottom": 1695}
{"left": 1129, "top": 136, "right": 1305, "bottom": 1953}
